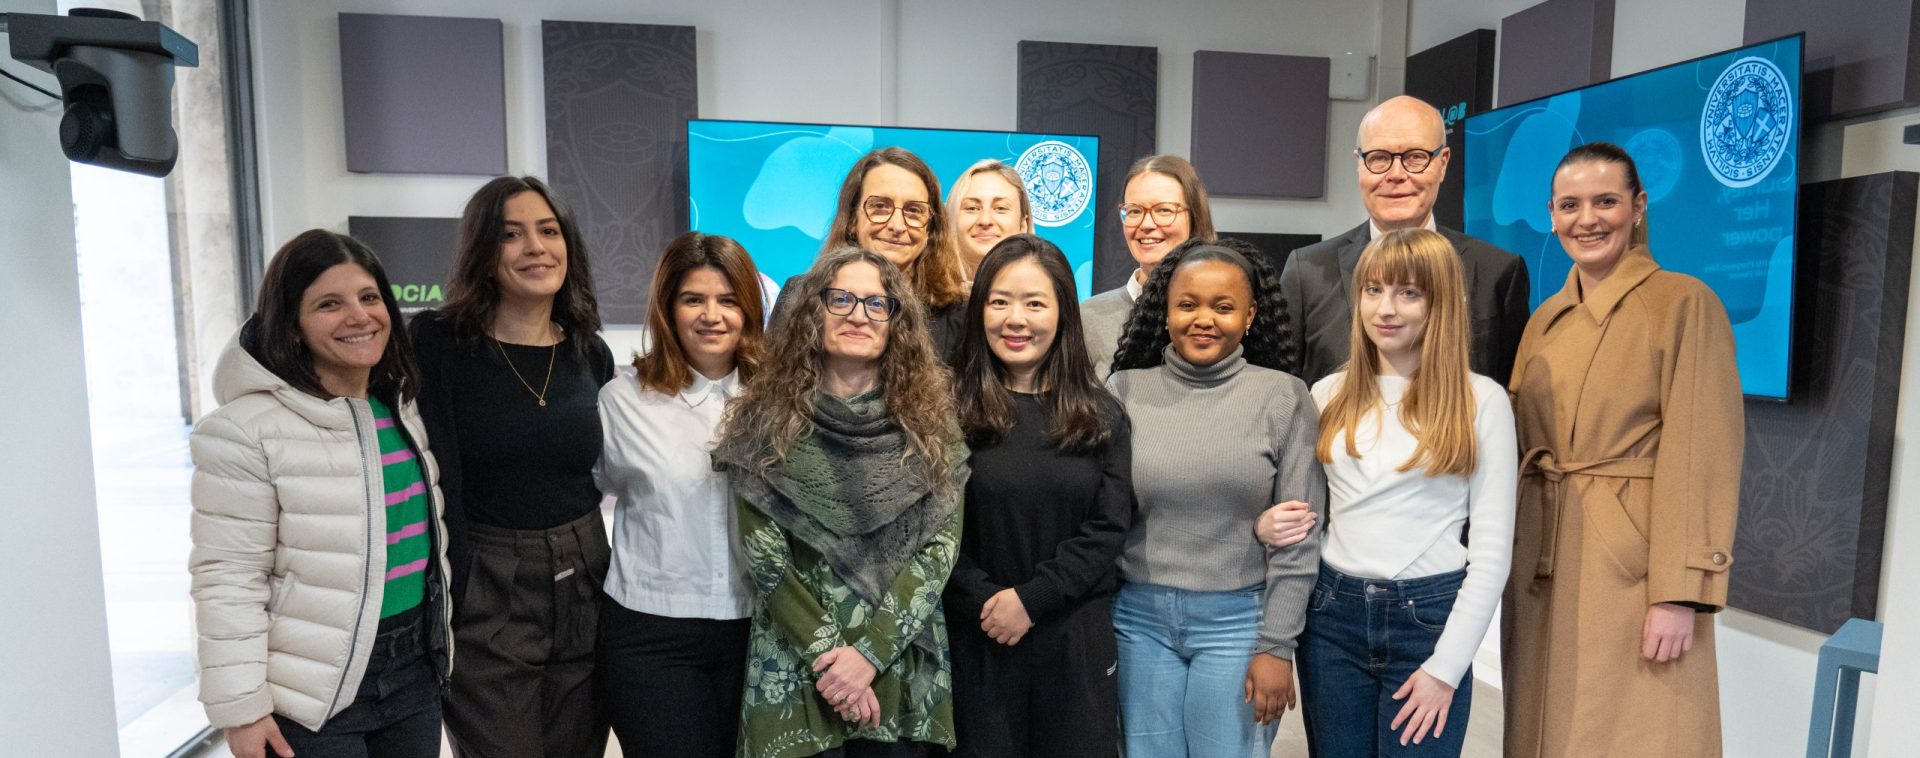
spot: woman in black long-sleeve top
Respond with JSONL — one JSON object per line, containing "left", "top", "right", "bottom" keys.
{"left": 944, "top": 234, "right": 1133, "bottom": 757}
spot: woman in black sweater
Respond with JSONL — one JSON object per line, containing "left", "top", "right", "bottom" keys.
{"left": 944, "top": 234, "right": 1133, "bottom": 757}
{"left": 409, "top": 176, "right": 614, "bottom": 757}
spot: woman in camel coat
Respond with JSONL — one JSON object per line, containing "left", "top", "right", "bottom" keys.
{"left": 1502, "top": 142, "right": 1743, "bottom": 758}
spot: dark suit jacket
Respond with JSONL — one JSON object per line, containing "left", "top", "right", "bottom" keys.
{"left": 1278, "top": 222, "right": 1530, "bottom": 387}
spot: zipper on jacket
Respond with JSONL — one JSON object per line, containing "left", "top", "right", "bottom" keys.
{"left": 323, "top": 399, "right": 377, "bottom": 719}
{"left": 402, "top": 410, "right": 456, "bottom": 691}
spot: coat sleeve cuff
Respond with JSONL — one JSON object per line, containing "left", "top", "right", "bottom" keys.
{"left": 1649, "top": 546, "right": 1733, "bottom": 609}
{"left": 203, "top": 687, "right": 275, "bottom": 730}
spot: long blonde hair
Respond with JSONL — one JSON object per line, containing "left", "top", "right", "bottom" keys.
{"left": 1315, "top": 228, "right": 1477, "bottom": 476}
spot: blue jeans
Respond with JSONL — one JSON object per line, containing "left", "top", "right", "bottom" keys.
{"left": 1114, "top": 582, "right": 1275, "bottom": 758}
{"left": 273, "top": 612, "right": 442, "bottom": 758}
{"left": 1297, "top": 565, "right": 1471, "bottom": 758}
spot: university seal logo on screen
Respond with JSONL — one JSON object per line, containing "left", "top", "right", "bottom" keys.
{"left": 1015, "top": 141, "right": 1093, "bottom": 227}
{"left": 1699, "top": 56, "right": 1792, "bottom": 188}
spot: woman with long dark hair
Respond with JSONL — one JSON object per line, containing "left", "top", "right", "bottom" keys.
{"left": 770, "top": 147, "right": 970, "bottom": 355}
{"left": 944, "top": 234, "right": 1132, "bottom": 756}
{"left": 713, "top": 247, "right": 967, "bottom": 758}
{"left": 595, "top": 232, "right": 767, "bottom": 757}
{"left": 409, "top": 176, "right": 615, "bottom": 757}
{"left": 190, "top": 230, "right": 451, "bottom": 758}
{"left": 1106, "top": 238, "right": 1322, "bottom": 757}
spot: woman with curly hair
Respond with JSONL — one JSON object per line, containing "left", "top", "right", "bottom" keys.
{"left": 1106, "top": 238, "right": 1324, "bottom": 757}
{"left": 943, "top": 235, "right": 1132, "bottom": 756}
{"left": 712, "top": 246, "right": 969, "bottom": 758}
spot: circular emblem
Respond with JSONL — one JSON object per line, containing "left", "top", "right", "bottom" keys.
{"left": 1699, "top": 56, "right": 1792, "bottom": 188}
{"left": 1014, "top": 141, "right": 1093, "bottom": 227}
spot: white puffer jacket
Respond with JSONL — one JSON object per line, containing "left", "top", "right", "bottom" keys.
{"left": 188, "top": 334, "right": 453, "bottom": 731}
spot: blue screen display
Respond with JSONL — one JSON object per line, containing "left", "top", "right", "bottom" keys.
{"left": 1464, "top": 36, "right": 1801, "bottom": 398}
{"left": 688, "top": 120, "right": 1100, "bottom": 296}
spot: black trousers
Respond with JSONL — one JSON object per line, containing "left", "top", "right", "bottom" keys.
{"left": 444, "top": 511, "right": 611, "bottom": 758}
{"left": 598, "top": 600, "right": 750, "bottom": 758}
{"left": 816, "top": 739, "right": 947, "bottom": 757}
{"left": 947, "top": 596, "right": 1118, "bottom": 758}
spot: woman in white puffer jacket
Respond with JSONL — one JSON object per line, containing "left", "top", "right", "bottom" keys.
{"left": 190, "top": 230, "right": 453, "bottom": 758}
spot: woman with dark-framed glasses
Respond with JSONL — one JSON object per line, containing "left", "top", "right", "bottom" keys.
{"left": 715, "top": 246, "right": 968, "bottom": 758}
{"left": 770, "top": 147, "right": 970, "bottom": 356}
{"left": 1080, "top": 154, "right": 1218, "bottom": 377}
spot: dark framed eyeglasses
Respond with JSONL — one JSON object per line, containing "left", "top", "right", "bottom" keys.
{"left": 820, "top": 288, "right": 902, "bottom": 322}
{"left": 860, "top": 196, "right": 932, "bottom": 228}
{"left": 1356, "top": 146, "right": 1444, "bottom": 174}
{"left": 1117, "top": 202, "right": 1190, "bottom": 227}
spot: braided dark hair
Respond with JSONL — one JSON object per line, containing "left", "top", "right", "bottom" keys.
{"left": 1109, "top": 237, "right": 1294, "bottom": 373}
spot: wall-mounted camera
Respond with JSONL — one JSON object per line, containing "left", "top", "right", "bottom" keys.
{"left": 3, "top": 8, "right": 198, "bottom": 177}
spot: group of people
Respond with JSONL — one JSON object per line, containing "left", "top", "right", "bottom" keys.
{"left": 188, "top": 94, "right": 1745, "bottom": 758}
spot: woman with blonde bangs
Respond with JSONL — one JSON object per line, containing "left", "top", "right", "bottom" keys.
{"left": 1264, "top": 228, "right": 1515, "bottom": 757}
{"left": 595, "top": 232, "right": 766, "bottom": 757}
{"left": 947, "top": 160, "right": 1034, "bottom": 286}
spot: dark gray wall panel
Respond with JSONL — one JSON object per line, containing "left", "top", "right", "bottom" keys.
{"left": 543, "top": 20, "right": 696, "bottom": 324}
{"left": 1191, "top": 52, "right": 1329, "bottom": 199}
{"left": 1731, "top": 171, "right": 1914, "bottom": 633}
{"left": 1745, "top": 0, "right": 1920, "bottom": 118}
{"left": 1219, "top": 231, "right": 1323, "bottom": 277}
{"left": 339, "top": 14, "right": 506, "bottom": 175}
{"left": 347, "top": 216, "right": 459, "bottom": 315}
{"left": 1406, "top": 29, "right": 1497, "bottom": 230}
{"left": 1018, "top": 41, "right": 1157, "bottom": 293}
{"left": 1496, "top": 0, "right": 1614, "bottom": 106}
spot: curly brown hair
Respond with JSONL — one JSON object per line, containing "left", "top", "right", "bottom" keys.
{"left": 712, "top": 246, "right": 960, "bottom": 497}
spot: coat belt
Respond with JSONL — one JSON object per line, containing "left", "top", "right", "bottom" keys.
{"left": 1520, "top": 447, "right": 1655, "bottom": 578}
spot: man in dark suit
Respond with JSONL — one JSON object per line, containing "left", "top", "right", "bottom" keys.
{"left": 1279, "top": 95, "right": 1530, "bottom": 387}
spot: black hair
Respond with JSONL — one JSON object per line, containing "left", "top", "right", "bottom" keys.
{"left": 951, "top": 234, "right": 1120, "bottom": 452}
{"left": 440, "top": 175, "right": 603, "bottom": 365}
{"left": 1109, "top": 237, "right": 1293, "bottom": 373}
{"left": 247, "top": 229, "right": 420, "bottom": 403}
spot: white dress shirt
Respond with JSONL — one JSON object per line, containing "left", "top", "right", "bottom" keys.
{"left": 595, "top": 367, "right": 752, "bottom": 619}
{"left": 1312, "top": 371, "right": 1517, "bottom": 686}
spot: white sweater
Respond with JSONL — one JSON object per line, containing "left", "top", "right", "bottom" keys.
{"left": 1311, "top": 371, "right": 1516, "bottom": 686}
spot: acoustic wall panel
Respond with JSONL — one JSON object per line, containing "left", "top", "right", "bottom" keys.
{"left": 1496, "top": 0, "right": 1614, "bottom": 106}
{"left": 1191, "top": 52, "right": 1329, "bottom": 199}
{"left": 1018, "top": 41, "right": 1156, "bottom": 293}
{"left": 1730, "top": 171, "right": 1915, "bottom": 633}
{"left": 339, "top": 14, "right": 506, "bottom": 175}
{"left": 1746, "top": 0, "right": 1920, "bottom": 118}
{"left": 543, "top": 20, "right": 696, "bottom": 324}
{"left": 1219, "top": 231, "right": 1323, "bottom": 277}
{"left": 347, "top": 216, "right": 459, "bottom": 315}
{"left": 1406, "top": 29, "right": 1496, "bottom": 230}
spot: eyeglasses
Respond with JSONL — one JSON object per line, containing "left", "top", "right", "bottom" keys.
{"left": 1356, "top": 147, "right": 1444, "bottom": 174}
{"left": 1118, "top": 202, "right": 1190, "bottom": 227}
{"left": 861, "top": 196, "right": 932, "bottom": 228}
{"left": 820, "top": 288, "right": 902, "bottom": 322}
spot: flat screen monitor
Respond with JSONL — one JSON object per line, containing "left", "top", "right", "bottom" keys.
{"left": 1464, "top": 35, "right": 1803, "bottom": 399}
{"left": 688, "top": 119, "right": 1100, "bottom": 296}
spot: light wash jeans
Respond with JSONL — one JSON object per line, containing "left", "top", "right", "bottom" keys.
{"left": 1114, "top": 581, "right": 1275, "bottom": 758}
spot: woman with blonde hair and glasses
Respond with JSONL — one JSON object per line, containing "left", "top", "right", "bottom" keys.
{"left": 947, "top": 159, "right": 1034, "bottom": 286}
{"left": 715, "top": 247, "right": 969, "bottom": 758}
{"left": 772, "top": 148, "right": 971, "bottom": 356}
{"left": 1264, "top": 228, "right": 1515, "bottom": 756}
{"left": 1081, "top": 154, "right": 1218, "bottom": 377}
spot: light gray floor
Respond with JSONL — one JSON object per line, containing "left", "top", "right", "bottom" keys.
{"left": 197, "top": 677, "right": 1503, "bottom": 757}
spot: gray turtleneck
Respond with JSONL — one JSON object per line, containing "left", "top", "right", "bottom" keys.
{"left": 1106, "top": 346, "right": 1326, "bottom": 660}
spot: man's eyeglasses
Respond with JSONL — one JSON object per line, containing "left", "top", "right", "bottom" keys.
{"left": 861, "top": 197, "right": 932, "bottom": 228}
{"left": 1356, "top": 147, "right": 1443, "bottom": 175}
{"left": 820, "top": 288, "right": 902, "bottom": 322}
{"left": 1118, "top": 202, "right": 1190, "bottom": 227}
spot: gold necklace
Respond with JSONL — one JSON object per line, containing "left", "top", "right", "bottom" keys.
{"left": 492, "top": 332, "right": 557, "bottom": 407}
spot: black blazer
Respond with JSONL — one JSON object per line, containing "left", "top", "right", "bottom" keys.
{"left": 1278, "top": 222, "right": 1530, "bottom": 387}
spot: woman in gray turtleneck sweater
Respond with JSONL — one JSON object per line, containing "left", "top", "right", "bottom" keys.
{"left": 1105, "top": 239, "right": 1325, "bottom": 758}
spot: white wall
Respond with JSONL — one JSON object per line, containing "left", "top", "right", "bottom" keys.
{"left": 0, "top": 0, "right": 120, "bottom": 754}
{"left": 250, "top": 0, "right": 1391, "bottom": 357}
{"left": 1410, "top": 1, "right": 1919, "bottom": 756}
